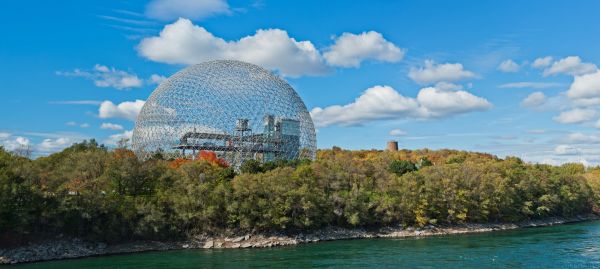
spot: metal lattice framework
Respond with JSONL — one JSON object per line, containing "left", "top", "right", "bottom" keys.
{"left": 132, "top": 60, "right": 317, "bottom": 167}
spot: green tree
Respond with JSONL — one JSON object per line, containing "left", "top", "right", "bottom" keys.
{"left": 240, "top": 159, "right": 263, "bottom": 174}
{"left": 419, "top": 157, "right": 433, "bottom": 167}
{"left": 388, "top": 160, "right": 417, "bottom": 176}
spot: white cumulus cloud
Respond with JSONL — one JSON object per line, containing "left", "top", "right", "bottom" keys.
{"left": 521, "top": 92, "right": 546, "bottom": 108}
{"left": 37, "top": 138, "right": 73, "bottom": 153}
{"left": 532, "top": 56, "right": 553, "bottom": 68}
{"left": 543, "top": 56, "right": 597, "bottom": 76}
{"left": 553, "top": 108, "right": 597, "bottom": 124}
{"left": 323, "top": 31, "right": 404, "bottom": 68}
{"left": 105, "top": 130, "right": 134, "bottom": 146}
{"left": 100, "top": 123, "right": 124, "bottom": 130}
{"left": 1, "top": 136, "right": 31, "bottom": 152}
{"left": 145, "top": 0, "right": 231, "bottom": 21}
{"left": 416, "top": 86, "right": 492, "bottom": 117}
{"left": 389, "top": 129, "right": 407, "bottom": 136}
{"left": 310, "top": 84, "right": 491, "bottom": 128}
{"left": 497, "top": 59, "right": 520, "bottom": 72}
{"left": 57, "top": 64, "right": 144, "bottom": 90}
{"left": 99, "top": 100, "right": 146, "bottom": 121}
{"left": 566, "top": 132, "right": 600, "bottom": 144}
{"left": 567, "top": 70, "right": 600, "bottom": 101}
{"left": 408, "top": 60, "right": 476, "bottom": 84}
{"left": 148, "top": 74, "right": 167, "bottom": 85}
{"left": 310, "top": 85, "right": 419, "bottom": 127}
{"left": 138, "top": 18, "right": 330, "bottom": 77}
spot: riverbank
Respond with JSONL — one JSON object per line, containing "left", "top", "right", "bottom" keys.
{"left": 1, "top": 214, "right": 598, "bottom": 265}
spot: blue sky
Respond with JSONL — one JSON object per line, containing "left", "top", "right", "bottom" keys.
{"left": 1, "top": 0, "right": 600, "bottom": 165}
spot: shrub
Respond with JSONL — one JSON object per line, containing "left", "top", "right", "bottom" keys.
{"left": 388, "top": 160, "right": 417, "bottom": 176}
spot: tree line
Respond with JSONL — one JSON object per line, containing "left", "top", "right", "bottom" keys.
{"left": 1, "top": 140, "right": 598, "bottom": 245}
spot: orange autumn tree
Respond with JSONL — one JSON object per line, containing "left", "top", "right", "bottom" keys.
{"left": 169, "top": 158, "right": 192, "bottom": 169}
{"left": 197, "top": 150, "right": 229, "bottom": 167}
{"left": 113, "top": 148, "right": 136, "bottom": 159}
{"left": 169, "top": 150, "right": 229, "bottom": 169}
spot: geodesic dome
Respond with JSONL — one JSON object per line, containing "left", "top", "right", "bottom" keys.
{"left": 132, "top": 60, "right": 317, "bottom": 167}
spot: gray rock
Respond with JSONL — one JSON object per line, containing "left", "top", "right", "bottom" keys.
{"left": 203, "top": 241, "right": 214, "bottom": 249}
{"left": 231, "top": 236, "right": 245, "bottom": 243}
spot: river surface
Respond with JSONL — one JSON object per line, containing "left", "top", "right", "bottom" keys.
{"left": 13, "top": 221, "right": 600, "bottom": 269}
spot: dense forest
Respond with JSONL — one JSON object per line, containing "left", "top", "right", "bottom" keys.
{"left": 2, "top": 140, "right": 600, "bottom": 245}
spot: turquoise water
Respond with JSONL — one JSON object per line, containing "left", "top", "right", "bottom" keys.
{"left": 13, "top": 221, "right": 600, "bottom": 269}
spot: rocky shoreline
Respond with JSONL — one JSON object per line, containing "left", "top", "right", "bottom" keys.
{"left": 2, "top": 214, "right": 598, "bottom": 265}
